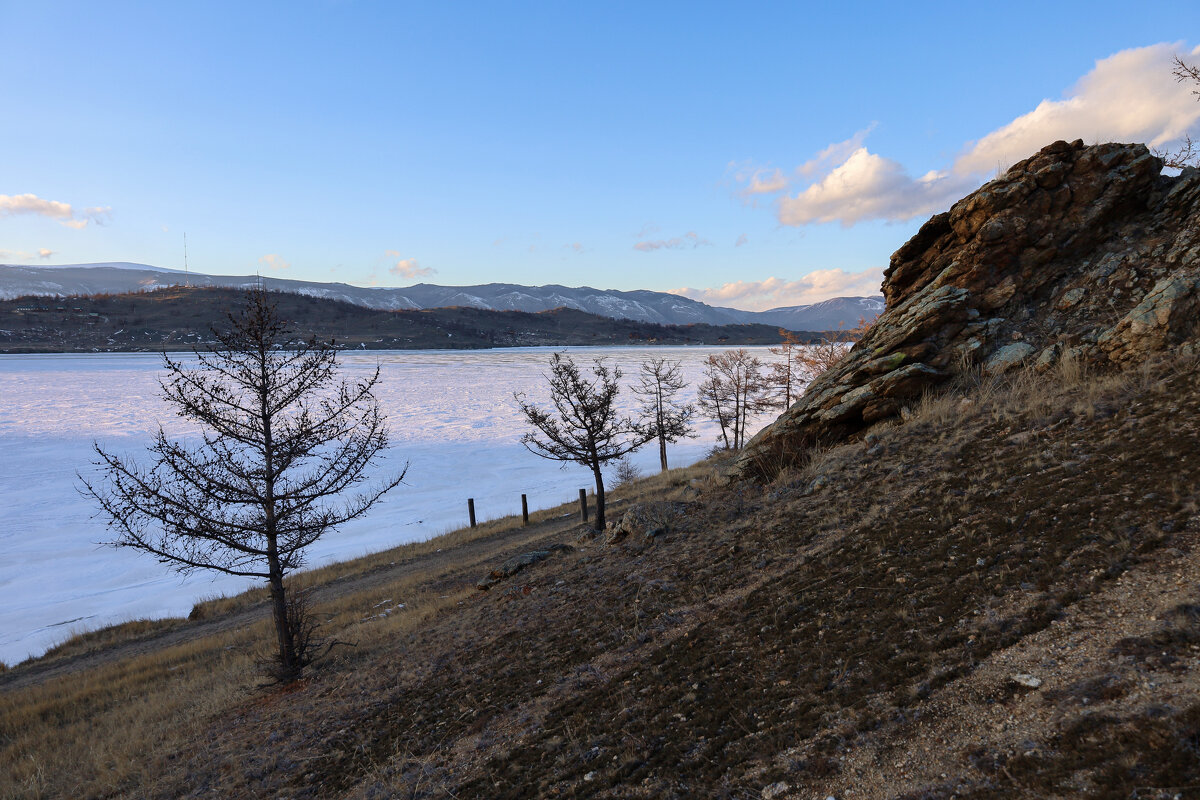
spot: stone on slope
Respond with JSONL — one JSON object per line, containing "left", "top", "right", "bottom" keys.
{"left": 739, "top": 143, "right": 1200, "bottom": 477}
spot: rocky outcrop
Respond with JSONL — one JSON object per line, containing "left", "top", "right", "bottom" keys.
{"left": 740, "top": 140, "right": 1200, "bottom": 476}
{"left": 605, "top": 501, "right": 691, "bottom": 543}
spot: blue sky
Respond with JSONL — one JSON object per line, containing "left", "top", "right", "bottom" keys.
{"left": 2, "top": 1, "right": 1198, "bottom": 309}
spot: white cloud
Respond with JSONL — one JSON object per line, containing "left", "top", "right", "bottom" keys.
{"left": 735, "top": 233, "right": 748, "bottom": 247}
{"left": 568, "top": 242, "right": 583, "bottom": 254}
{"left": 0, "top": 247, "right": 54, "bottom": 261}
{"left": 765, "top": 43, "right": 1199, "bottom": 227}
{"left": 386, "top": 251, "right": 435, "bottom": 279}
{"left": 258, "top": 254, "right": 290, "bottom": 271}
{"left": 0, "top": 193, "right": 73, "bottom": 220}
{"left": 634, "top": 222, "right": 660, "bottom": 238}
{"left": 956, "top": 42, "right": 1200, "bottom": 174}
{"left": 82, "top": 206, "right": 112, "bottom": 226}
{"left": 634, "top": 231, "right": 712, "bottom": 252}
{"left": 795, "top": 125, "right": 876, "bottom": 178}
{"left": 778, "top": 148, "right": 978, "bottom": 227}
{"left": 671, "top": 267, "right": 885, "bottom": 311}
{"left": 0, "top": 193, "right": 111, "bottom": 228}
{"left": 737, "top": 167, "right": 789, "bottom": 196}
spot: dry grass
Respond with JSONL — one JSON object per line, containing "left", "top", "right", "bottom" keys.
{"left": 36, "top": 617, "right": 188, "bottom": 664}
{"left": 3, "top": 353, "right": 1198, "bottom": 798}
{"left": 1, "top": 624, "right": 264, "bottom": 798}
{"left": 0, "top": 459, "right": 716, "bottom": 799}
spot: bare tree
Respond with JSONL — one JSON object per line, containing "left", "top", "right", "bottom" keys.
{"left": 81, "top": 289, "right": 404, "bottom": 682}
{"left": 697, "top": 349, "right": 767, "bottom": 450}
{"left": 765, "top": 329, "right": 804, "bottom": 410}
{"left": 795, "top": 334, "right": 852, "bottom": 384}
{"left": 790, "top": 316, "right": 879, "bottom": 392}
{"left": 1156, "top": 55, "right": 1200, "bottom": 169}
{"left": 630, "top": 357, "right": 695, "bottom": 472}
{"left": 516, "top": 353, "right": 653, "bottom": 530}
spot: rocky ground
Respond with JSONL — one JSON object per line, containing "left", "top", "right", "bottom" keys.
{"left": 5, "top": 351, "right": 1191, "bottom": 799}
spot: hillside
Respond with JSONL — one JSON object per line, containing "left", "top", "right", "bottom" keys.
{"left": 2, "top": 347, "right": 1197, "bottom": 798}
{"left": 0, "top": 286, "right": 822, "bottom": 353}
{"left": 0, "top": 262, "right": 884, "bottom": 330}
{"left": 2, "top": 141, "right": 1198, "bottom": 798}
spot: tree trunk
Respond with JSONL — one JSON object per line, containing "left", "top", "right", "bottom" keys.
{"left": 258, "top": 340, "right": 297, "bottom": 680}
{"left": 658, "top": 433, "right": 668, "bottom": 472}
{"left": 592, "top": 465, "right": 606, "bottom": 531}
{"left": 267, "top": 566, "right": 297, "bottom": 679}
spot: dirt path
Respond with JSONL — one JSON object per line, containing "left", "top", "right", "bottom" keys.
{"left": 0, "top": 515, "right": 577, "bottom": 694}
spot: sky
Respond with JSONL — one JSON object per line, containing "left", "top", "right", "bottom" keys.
{"left": 2, "top": 2, "right": 1198, "bottom": 311}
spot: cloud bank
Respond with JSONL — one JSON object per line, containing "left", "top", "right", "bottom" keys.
{"left": 672, "top": 267, "right": 885, "bottom": 311}
{"left": 737, "top": 43, "right": 1200, "bottom": 227}
{"left": 0, "top": 193, "right": 111, "bottom": 229}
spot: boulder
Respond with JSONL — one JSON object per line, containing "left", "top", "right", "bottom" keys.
{"left": 739, "top": 143, "right": 1200, "bottom": 477}
{"left": 607, "top": 501, "right": 691, "bottom": 543}
{"left": 476, "top": 544, "right": 574, "bottom": 590}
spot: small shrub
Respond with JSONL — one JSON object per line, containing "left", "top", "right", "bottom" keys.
{"left": 613, "top": 457, "right": 643, "bottom": 488}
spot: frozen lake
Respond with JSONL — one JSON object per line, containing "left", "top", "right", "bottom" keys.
{"left": 0, "top": 345, "right": 777, "bottom": 664}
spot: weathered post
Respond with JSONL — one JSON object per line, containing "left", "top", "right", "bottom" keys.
{"left": 579, "top": 489, "right": 588, "bottom": 524}
{"left": 521, "top": 494, "right": 529, "bottom": 526}
{"left": 468, "top": 498, "right": 477, "bottom": 528}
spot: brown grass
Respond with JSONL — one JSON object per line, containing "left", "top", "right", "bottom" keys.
{"left": 3, "top": 353, "right": 1199, "bottom": 798}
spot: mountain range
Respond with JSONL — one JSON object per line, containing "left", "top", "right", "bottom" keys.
{"left": 0, "top": 263, "right": 883, "bottom": 331}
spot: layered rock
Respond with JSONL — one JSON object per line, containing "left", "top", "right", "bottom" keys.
{"left": 739, "top": 140, "right": 1200, "bottom": 476}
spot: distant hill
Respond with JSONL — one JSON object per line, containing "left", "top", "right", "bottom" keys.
{"left": 0, "top": 262, "right": 883, "bottom": 331}
{"left": 0, "top": 286, "right": 831, "bottom": 353}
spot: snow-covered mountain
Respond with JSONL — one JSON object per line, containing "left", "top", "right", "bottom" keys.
{"left": 732, "top": 296, "right": 887, "bottom": 331}
{"left": 0, "top": 263, "right": 883, "bottom": 330}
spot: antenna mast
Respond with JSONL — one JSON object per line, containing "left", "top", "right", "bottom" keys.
{"left": 183, "top": 233, "right": 190, "bottom": 286}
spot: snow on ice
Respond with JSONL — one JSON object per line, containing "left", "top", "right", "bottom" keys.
{"left": 0, "top": 346, "right": 776, "bottom": 665}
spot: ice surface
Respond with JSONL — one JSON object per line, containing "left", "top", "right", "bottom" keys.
{"left": 0, "top": 346, "right": 779, "bottom": 665}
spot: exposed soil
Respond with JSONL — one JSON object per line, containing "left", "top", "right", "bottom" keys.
{"left": 6, "top": 357, "right": 1199, "bottom": 799}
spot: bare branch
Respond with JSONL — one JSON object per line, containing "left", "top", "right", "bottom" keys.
{"left": 79, "top": 288, "right": 401, "bottom": 681}
{"left": 516, "top": 353, "right": 653, "bottom": 529}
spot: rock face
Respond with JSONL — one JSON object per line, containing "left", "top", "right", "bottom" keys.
{"left": 740, "top": 140, "right": 1200, "bottom": 476}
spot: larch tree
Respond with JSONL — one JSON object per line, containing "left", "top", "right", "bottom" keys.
{"left": 765, "top": 329, "right": 804, "bottom": 411}
{"left": 516, "top": 353, "right": 654, "bottom": 530}
{"left": 81, "top": 289, "right": 404, "bottom": 682}
{"left": 789, "top": 316, "right": 880, "bottom": 392}
{"left": 697, "top": 349, "right": 767, "bottom": 450}
{"left": 1158, "top": 55, "right": 1200, "bottom": 168}
{"left": 630, "top": 357, "right": 695, "bottom": 472}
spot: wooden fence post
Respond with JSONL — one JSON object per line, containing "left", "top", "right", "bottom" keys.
{"left": 521, "top": 494, "right": 529, "bottom": 526}
{"left": 579, "top": 489, "right": 588, "bottom": 524}
{"left": 468, "top": 498, "right": 476, "bottom": 528}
